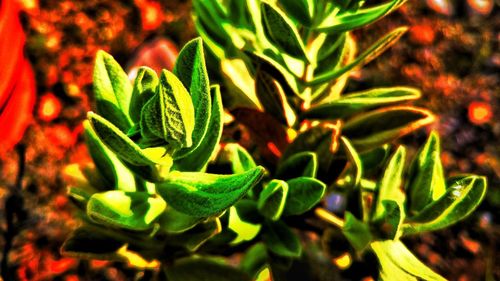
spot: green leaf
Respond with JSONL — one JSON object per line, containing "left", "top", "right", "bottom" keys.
{"left": 93, "top": 50, "right": 133, "bottom": 131}
{"left": 87, "top": 191, "right": 166, "bottom": 231}
{"left": 67, "top": 187, "right": 92, "bottom": 209}
{"left": 373, "top": 146, "right": 406, "bottom": 220}
{"left": 316, "top": 0, "right": 406, "bottom": 33}
{"left": 261, "top": 2, "right": 308, "bottom": 60}
{"left": 258, "top": 179, "right": 289, "bottom": 221}
{"left": 228, "top": 206, "right": 262, "bottom": 244}
{"left": 275, "top": 151, "right": 317, "bottom": 180}
{"left": 343, "top": 106, "right": 435, "bottom": 152}
{"left": 158, "top": 206, "right": 204, "bottom": 234}
{"left": 406, "top": 131, "right": 446, "bottom": 214}
{"left": 240, "top": 243, "right": 269, "bottom": 279}
{"left": 316, "top": 33, "right": 346, "bottom": 62}
{"left": 371, "top": 240, "right": 446, "bottom": 281}
{"left": 375, "top": 200, "right": 404, "bottom": 240}
{"left": 226, "top": 143, "right": 257, "bottom": 174}
{"left": 340, "top": 137, "right": 362, "bottom": 188}
{"left": 303, "top": 87, "right": 421, "bottom": 120}
{"left": 88, "top": 112, "right": 173, "bottom": 168}
{"left": 61, "top": 225, "right": 126, "bottom": 260}
{"left": 283, "top": 177, "right": 326, "bottom": 216}
{"left": 403, "top": 176, "right": 487, "bottom": 235}
{"left": 359, "top": 145, "right": 391, "bottom": 174}
{"left": 278, "top": 0, "right": 313, "bottom": 26}
{"left": 140, "top": 70, "right": 195, "bottom": 150}
{"left": 263, "top": 221, "right": 302, "bottom": 258}
{"left": 157, "top": 166, "right": 266, "bottom": 217}
{"left": 166, "top": 257, "right": 251, "bottom": 281}
{"left": 173, "top": 85, "right": 223, "bottom": 171}
{"left": 342, "top": 212, "right": 372, "bottom": 252}
{"left": 129, "top": 67, "right": 158, "bottom": 123}
{"left": 255, "top": 67, "right": 296, "bottom": 127}
{"left": 169, "top": 219, "right": 221, "bottom": 251}
{"left": 307, "top": 27, "right": 408, "bottom": 86}
{"left": 173, "top": 38, "right": 212, "bottom": 158}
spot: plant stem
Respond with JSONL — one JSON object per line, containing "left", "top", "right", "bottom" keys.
{"left": 314, "top": 208, "right": 344, "bottom": 228}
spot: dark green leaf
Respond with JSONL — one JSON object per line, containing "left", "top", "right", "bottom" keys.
{"left": 374, "top": 200, "right": 404, "bottom": 240}
{"left": 225, "top": 143, "right": 257, "bottom": 174}
{"left": 342, "top": 212, "right": 372, "bottom": 252}
{"left": 93, "top": 50, "right": 133, "bottom": 131}
{"left": 371, "top": 240, "right": 446, "bottom": 281}
{"left": 169, "top": 219, "right": 221, "bottom": 251}
{"left": 283, "top": 177, "right": 326, "bottom": 216}
{"left": 258, "top": 179, "right": 289, "bottom": 221}
{"left": 406, "top": 131, "right": 446, "bottom": 214}
{"left": 316, "top": 0, "right": 405, "bottom": 33}
{"left": 157, "top": 166, "right": 266, "bottom": 217}
{"left": 166, "top": 257, "right": 251, "bottom": 281}
{"left": 129, "top": 67, "right": 158, "bottom": 123}
{"left": 316, "top": 33, "right": 346, "bottom": 61}
{"left": 278, "top": 0, "right": 313, "bottom": 26}
{"left": 263, "top": 221, "right": 302, "bottom": 258}
{"left": 303, "top": 87, "right": 421, "bottom": 120}
{"left": 173, "top": 85, "right": 223, "bottom": 171}
{"left": 61, "top": 225, "right": 126, "bottom": 260}
{"left": 340, "top": 137, "right": 362, "bottom": 188}
{"left": 403, "top": 176, "right": 487, "bottom": 234}
{"left": 158, "top": 206, "right": 204, "bottom": 234}
{"left": 343, "top": 106, "right": 435, "bottom": 152}
{"left": 173, "top": 38, "right": 212, "bottom": 158}
{"left": 240, "top": 243, "right": 269, "bottom": 279}
{"left": 261, "top": 2, "right": 308, "bottom": 60}
{"left": 87, "top": 191, "right": 166, "bottom": 231}
{"left": 227, "top": 206, "right": 262, "bottom": 244}
{"left": 359, "top": 145, "right": 391, "bottom": 174}
{"left": 276, "top": 151, "right": 317, "bottom": 180}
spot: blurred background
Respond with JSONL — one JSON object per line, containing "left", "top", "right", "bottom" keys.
{"left": 0, "top": 0, "right": 498, "bottom": 280}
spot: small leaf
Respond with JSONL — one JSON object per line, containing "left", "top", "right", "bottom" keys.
{"left": 157, "top": 166, "right": 266, "bottom": 217}
{"left": 374, "top": 200, "right": 404, "bottom": 240}
{"left": 359, "top": 145, "right": 391, "bottom": 174}
{"left": 343, "top": 106, "right": 435, "bottom": 152}
{"left": 303, "top": 87, "right": 421, "bottom": 120}
{"left": 371, "top": 240, "right": 446, "bottom": 281}
{"left": 275, "top": 151, "right": 317, "bottom": 180}
{"left": 283, "top": 177, "right": 326, "bottom": 216}
{"left": 278, "top": 0, "right": 313, "bottom": 26}
{"left": 255, "top": 66, "right": 297, "bottom": 127}
{"left": 261, "top": 2, "right": 308, "bottom": 60}
{"left": 173, "top": 85, "right": 223, "bottom": 171}
{"left": 93, "top": 50, "right": 133, "bottom": 131}
{"left": 88, "top": 112, "right": 173, "bottom": 167}
{"left": 263, "top": 221, "right": 302, "bottom": 258}
{"left": 87, "top": 191, "right": 166, "bottom": 231}
{"left": 225, "top": 143, "right": 257, "bottom": 174}
{"left": 316, "top": 0, "right": 406, "bottom": 33}
{"left": 342, "top": 212, "right": 372, "bottom": 252}
{"left": 372, "top": 146, "right": 406, "bottom": 220}
{"left": 307, "top": 27, "right": 408, "bottom": 86}
{"left": 140, "top": 70, "right": 195, "bottom": 150}
{"left": 174, "top": 38, "right": 212, "bottom": 158}
{"left": 166, "top": 257, "right": 251, "bottom": 281}
{"left": 240, "top": 243, "right": 269, "bottom": 279}
{"left": 406, "top": 131, "right": 446, "bottom": 214}
{"left": 158, "top": 206, "right": 204, "bottom": 234}
{"left": 340, "top": 137, "right": 362, "bottom": 188}
{"left": 258, "top": 179, "right": 289, "bottom": 221}
{"left": 129, "top": 67, "right": 158, "bottom": 123}
{"left": 403, "top": 176, "right": 487, "bottom": 235}
{"left": 169, "top": 218, "right": 221, "bottom": 251}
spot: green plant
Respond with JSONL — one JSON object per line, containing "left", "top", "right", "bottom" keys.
{"left": 61, "top": 1, "right": 488, "bottom": 280}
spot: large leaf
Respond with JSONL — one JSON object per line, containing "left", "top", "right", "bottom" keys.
{"left": 140, "top": 69, "right": 195, "bottom": 150}
{"left": 406, "top": 131, "right": 446, "bottom": 214}
{"left": 307, "top": 27, "right": 408, "bottom": 86}
{"left": 343, "top": 106, "right": 435, "bottom": 152}
{"left": 261, "top": 2, "right": 308, "bottom": 60}
{"left": 157, "top": 166, "right": 266, "bottom": 217}
{"left": 166, "top": 257, "right": 251, "bottom": 281}
{"left": 88, "top": 112, "right": 173, "bottom": 167}
{"left": 258, "top": 179, "right": 289, "bottom": 221}
{"left": 303, "top": 87, "right": 421, "bottom": 120}
{"left": 173, "top": 85, "right": 223, "bottom": 171}
{"left": 316, "top": 0, "right": 406, "bottom": 33}
{"left": 275, "top": 151, "right": 317, "bottom": 180}
{"left": 403, "top": 176, "right": 487, "bottom": 235}
{"left": 87, "top": 191, "right": 166, "bottom": 231}
{"left": 263, "top": 221, "right": 302, "bottom": 258}
{"left": 278, "top": 0, "right": 313, "bottom": 26}
{"left": 173, "top": 38, "right": 212, "bottom": 157}
{"left": 342, "top": 212, "right": 372, "bottom": 252}
{"left": 371, "top": 240, "right": 446, "bottom": 281}
{"left": 93, "top": 50, "right": 133, "bottom": 131}
{"left": 283, "top": 177, "right": 326, "bottom": 216}
{"left": 129, "top": 67, "right": 158, "bottom": 123}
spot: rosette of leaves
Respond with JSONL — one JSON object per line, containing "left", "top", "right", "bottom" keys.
{"left": 317, "top": 132, "right": 487, "bottom": 280}
{"left": 61, "top": 38, "right": 266, "bottom": 277}
{"left": 193, "top": 0, "right": 435, "bottom": 184}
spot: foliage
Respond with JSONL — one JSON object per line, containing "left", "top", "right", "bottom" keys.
{"left": 61, "top": 0, "right": 488, "bottom": 280}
